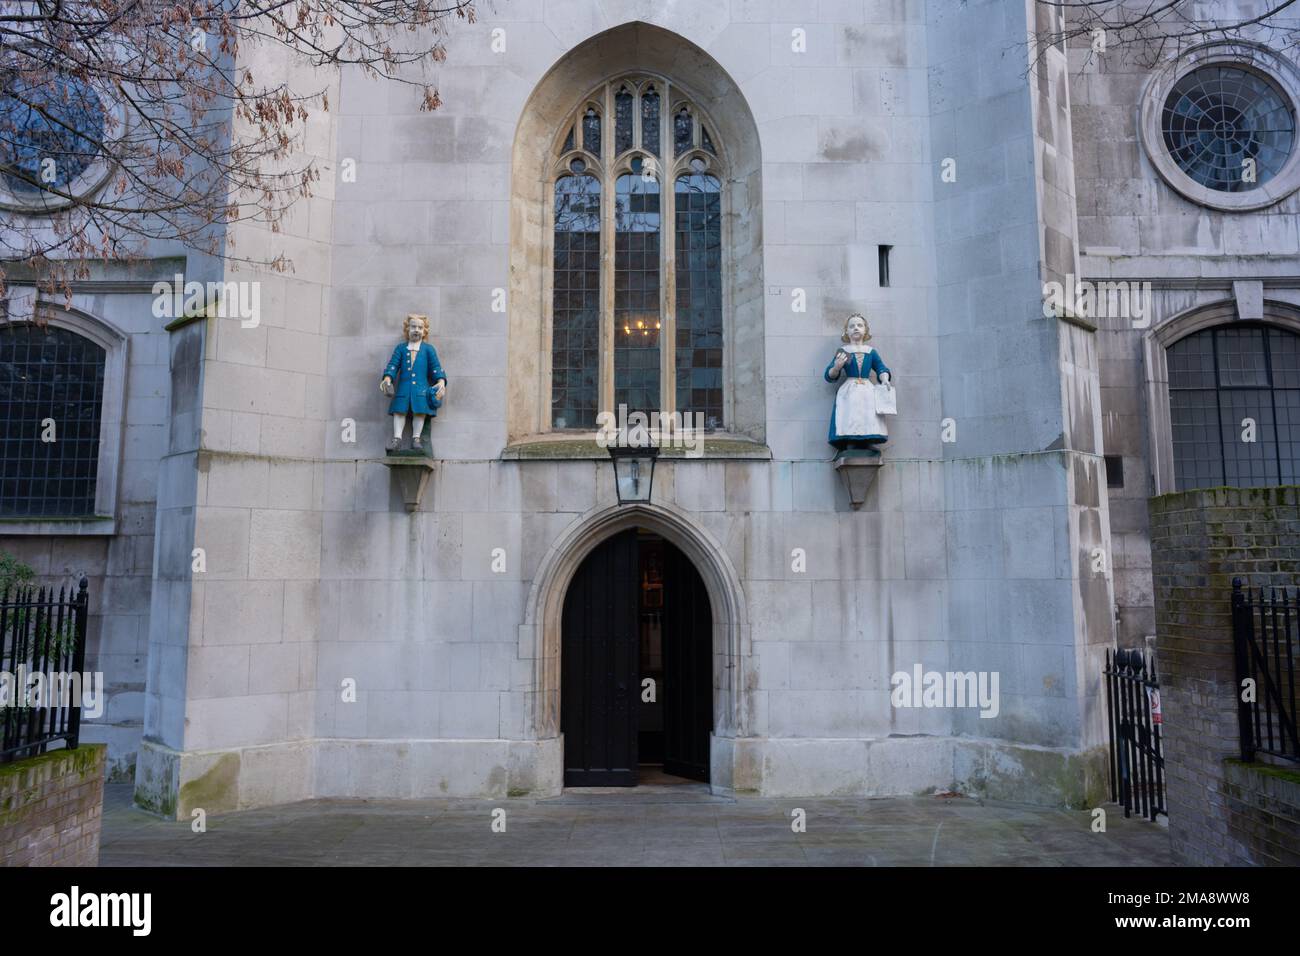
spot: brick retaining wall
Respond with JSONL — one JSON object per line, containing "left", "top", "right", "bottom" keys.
{"left": 1149, "top": 486, "right": 1300, "bottom": 865}
{"left": 0, "top": 744, "right": 106, "bottom": 866}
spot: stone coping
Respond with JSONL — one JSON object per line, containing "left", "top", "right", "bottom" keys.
{"left": 501, "top": 435, "right": 773, "bottom": 460}
{"left": 0, "top": 745, "right": 106, "bottom": 825}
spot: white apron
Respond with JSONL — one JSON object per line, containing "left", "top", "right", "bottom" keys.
{"left": 834, "top": 350, "right": 887, "bottom": 439}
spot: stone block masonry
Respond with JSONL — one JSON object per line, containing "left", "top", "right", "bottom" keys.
{"left": 1149, "top": 486, "right": 1300, "bottom": 865}
{"left": 0, "top": 744, "right": 106, "bottom": 866}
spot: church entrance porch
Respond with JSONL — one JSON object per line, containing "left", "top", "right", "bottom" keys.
{"left": 561, "top": 529, "right": 713, "bottom": 788}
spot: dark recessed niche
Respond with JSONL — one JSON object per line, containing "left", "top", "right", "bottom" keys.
{"left": 1105, "top": 455, "right": 1124, "bottom": 489}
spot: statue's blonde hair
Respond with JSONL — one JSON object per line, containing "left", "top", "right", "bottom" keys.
{"left": 403, "top": 313, "right": 430, "bottom": 341}
{"left": 841, "top": 312, "right": 871, "bottom": 344}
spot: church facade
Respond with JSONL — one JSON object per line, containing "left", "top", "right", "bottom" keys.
{"left": 2, "top": 0, "right": 1298, "bottom": 815}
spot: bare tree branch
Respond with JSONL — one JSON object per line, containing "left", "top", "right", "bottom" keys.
{"left": 0, "top": 0, "right": 477, "bottom": 299}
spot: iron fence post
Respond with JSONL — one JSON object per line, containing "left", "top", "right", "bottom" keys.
{"left": 67, "top": 577, "right": 89, "bottom": 750}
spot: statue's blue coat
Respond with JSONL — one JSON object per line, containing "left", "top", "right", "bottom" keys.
{"left": 824, "top": 349, "right": 890, "bottom": 445}
{"left": 383, "top": 342, "right": 447, "bottom": 416}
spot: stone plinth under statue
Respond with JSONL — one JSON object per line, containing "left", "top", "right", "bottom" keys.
{"left": 382, "top": 454, "right": 436, "bottom": 513}
{"left": 833, "top": 447, "right": 883, "bottom": 509}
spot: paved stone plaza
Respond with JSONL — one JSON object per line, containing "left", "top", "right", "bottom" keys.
{"left": 98, "top": 784, "right": 1173, "bottom": 867}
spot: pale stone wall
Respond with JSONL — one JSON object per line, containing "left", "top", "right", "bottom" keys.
{"left": 125, "top": 0, "right": 1117, "bottom": 812}
{"left": 929, "top": 0, "right": 1113, "bottom": 763}
{"left": 137, "top": 35, "right": 339, "bottom": 809}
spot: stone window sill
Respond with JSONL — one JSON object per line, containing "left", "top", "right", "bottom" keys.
{"left": 501, "top": 433, "right": 772, "bottom": 461}
{"left": 0, "top": 516, "right": 116, "bottom": 536}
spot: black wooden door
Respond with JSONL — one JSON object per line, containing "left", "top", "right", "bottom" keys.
{"left": 561, "top": 529, "right": 640, "bottom": 786}
{"left": 662, "top": 544, "right": 712, "bottom": 782}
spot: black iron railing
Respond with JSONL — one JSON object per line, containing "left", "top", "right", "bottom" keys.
{"left": 0, "top": 578, "right": 89, "bottom": 764}
{"left": 1104, "top": 647, "right": 1166, "bottom": 821}
{"left": 1232, "top": 579, "right": 1299, "bottom": 764}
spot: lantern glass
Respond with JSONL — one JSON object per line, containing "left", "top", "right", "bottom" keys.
{"left": 609, "top": 446, "right": 658, "bottom": 505}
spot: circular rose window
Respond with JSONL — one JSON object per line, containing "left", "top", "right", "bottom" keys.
{"left": 1161, "top": 65, "right": 1294, "bottom": 192}
{"left": 1140, "top": 44, "right": 1300, "bottom": 211}
{"left": 0, "top": 76, "right": 113, "bottom": 212}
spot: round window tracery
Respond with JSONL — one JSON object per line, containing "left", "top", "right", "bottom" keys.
{"left": 0, "top": 74, "right": 115, "bottom": 212}
{"left": 1161, "top": 65, "right": 1294, "bottom": 192}
{"left": 1139, "top": 44, "right": 1300, "bottom": 211}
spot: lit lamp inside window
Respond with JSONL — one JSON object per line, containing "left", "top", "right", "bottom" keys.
{"left": 621, "top": 313, "right": 661, "bottom": 337}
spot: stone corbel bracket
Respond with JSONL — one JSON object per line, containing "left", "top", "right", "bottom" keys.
{"left": 833, "top": 450, "right": 883, "bottom": 510}
{"left": 382, "top": 455, "right": 436, "bottom": 513}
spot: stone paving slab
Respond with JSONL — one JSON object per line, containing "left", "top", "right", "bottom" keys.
{"left": 97, "top": 784, "right": 1174, "bottom": 867}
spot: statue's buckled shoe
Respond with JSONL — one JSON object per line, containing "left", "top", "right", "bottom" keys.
{"left": 386, "top": 436, "right": 402, "bottom": 452}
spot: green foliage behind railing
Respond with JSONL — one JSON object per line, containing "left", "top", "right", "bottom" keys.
{"left": 0, "top": 553, "right": 78, "bottom": 715}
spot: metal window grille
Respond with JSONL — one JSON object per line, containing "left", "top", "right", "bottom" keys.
{"left": 0, "top": 325, "right": 105, "bottom": 517}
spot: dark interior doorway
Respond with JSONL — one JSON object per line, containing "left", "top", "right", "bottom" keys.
{"left": 561, "top": 529, "right": 712, "bottom": 787}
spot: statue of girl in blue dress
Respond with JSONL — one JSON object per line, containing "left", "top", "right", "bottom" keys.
{"left": 380, "top": 313, "right": 447, "bottom": 453}
{"left": 824, "top": 312, "right": 892, "bottom": 453}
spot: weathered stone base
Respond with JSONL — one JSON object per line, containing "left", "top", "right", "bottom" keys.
{"left": 713, "top": 735, "right": 1108, "bottom": 808}
{"left": 134, "top": 737, "right": 563, "bottom": 818}
{"left": 136, "top": 734, "right": 1105, "bottom": 816}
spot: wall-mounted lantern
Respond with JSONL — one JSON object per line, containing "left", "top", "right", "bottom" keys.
{"left": 609, "top": 443, "right": 659, "bottom": 505}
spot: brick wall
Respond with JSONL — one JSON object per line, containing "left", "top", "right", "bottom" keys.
{"left": 1149, "top": 487, "right": 1300, "bottom": 865}
{"left": 0, "top": 744, "right": 106, "bottom": 866}
{"left": 1223, "top": 761, "right": 1300, "bottom": 866}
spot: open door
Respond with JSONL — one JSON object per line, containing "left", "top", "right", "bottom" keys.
{"left": 561, "top": 529, "right": 639, "bottom": 786}
{"left": 661, "top": 543, "right": 712, "bottom": 782}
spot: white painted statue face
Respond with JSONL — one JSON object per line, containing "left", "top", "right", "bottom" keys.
{"left": 407, "top": 319, "right": 426, "bottom": 343}
{"left": 846, "top": 316, "right": 866, "bottom": 343}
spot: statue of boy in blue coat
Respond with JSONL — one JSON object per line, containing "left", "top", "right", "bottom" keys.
{"left": 380, "top": 313, "right": 447, "bottom": 453}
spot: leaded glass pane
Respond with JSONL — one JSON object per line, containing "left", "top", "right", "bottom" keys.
{"left": 614, "top": 172, "right": 661, "bottom": 416}
{"left": 674, "top": 173, "right": 723, "bottom": 428}
{"left": 1161, "top": 65, "right": 1295, "bottom": 192}
{"left": 1271, "top": 327, "right": 1300, "bottom": 387}
{"left": 1216, "top": 327, "right": 1268, "bottom": 386}
{"left": 674, "top": 107, "right": 693, "bottom": 156}
{"left": 551, "top": 175, "right": 601, "bottom": 429}
{"left": 0, "top": 326, "right": 105, "bottom": 516}
{"left": 701, "top": 126, "right": 716, "bottom": 156}
{"left": 1168, "top": 325, "right": 1300, "bottom": 489}
{"left": 1220, "top": 390, "right": 1279, "bottom": 486}
{"left": 562, "top": 125, "right": 575, "bottom": 153}
{"left": 641, "top": 86, "right": 660, "bottom": 156}
{"left": 1170, "top": 387, "right": 1222, "bottom": 490}
{"left": 1167, "top": 330, "right": 1216, "bottom": 388}
{"left": 615, "top": 87, "right": 634, "bottom": 155}
{"left": 581, "top": 108, "right": 600, "bottom": 157}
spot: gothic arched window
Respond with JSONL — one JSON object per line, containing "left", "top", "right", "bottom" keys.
{"left": 549, "top": 75, "right": 725, "bottom": 431}
{"left": 1168, "top": 323, "right": 1300, "bottom": 489}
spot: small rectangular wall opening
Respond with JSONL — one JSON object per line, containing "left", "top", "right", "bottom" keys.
{"left": 1105, "top": 455, "right": 1124, "bottom": 489}
{"left": 878, "top": 245, "right": 892, "bottom": 288}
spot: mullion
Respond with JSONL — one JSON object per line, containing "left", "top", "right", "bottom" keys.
{"left": 1213, "top": 328, "right": 1229, "bottom": 487}
{"left": 1264, "top": 328, "right": 1284, "bottom": 485}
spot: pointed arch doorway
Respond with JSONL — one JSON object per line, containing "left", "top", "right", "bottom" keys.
{"left": 561, "top": 528, "right": 712, "bottom": 787}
